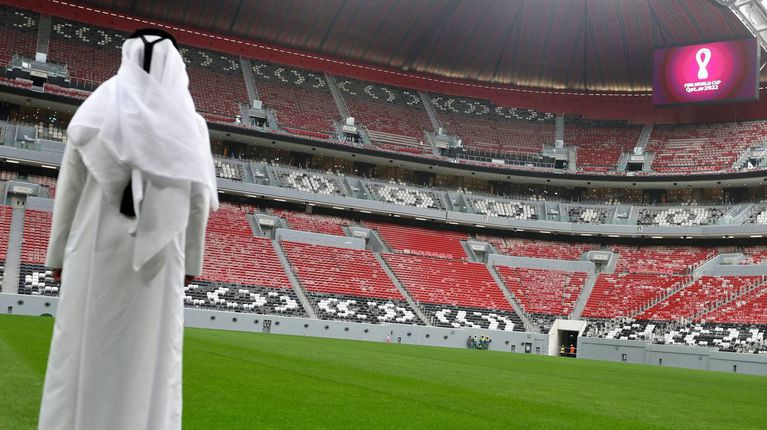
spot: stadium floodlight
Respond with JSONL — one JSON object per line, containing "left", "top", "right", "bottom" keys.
{"left": 719, "top": 0, "right": 767, "bottom": 55}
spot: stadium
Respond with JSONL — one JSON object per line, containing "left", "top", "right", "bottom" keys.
{"left": 1, "top": 0, "right": 767, "bottom": 428}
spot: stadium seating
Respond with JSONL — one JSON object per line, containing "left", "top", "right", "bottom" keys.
{"left": 311, "top": 293, "right": 417, "bottom": 324}
{"left": 745, "top": 207, "right": 767, "bottom": 224}
{"left": 48, "top": 17, "right": 123, "bottom": 85}
{"left": 564, "top": 119, "right": 642, "bottom": 172}
{"left": 282, "top": 242, "right": 402, "bottom": 300}
{"left": 647, "top": 121, "right": 767, "bottom": 173}
{"left": 214, "top": 159, "right": 246, "bottom": 181}
{"left": 365, "top": 221, "right": 466, "bottom": 260}
{"left": 336, "top": 78, "right": 432, "bottom": 141}
{"left": 184, "top": 280, "right": 303, "bottom": 316}
{"left": 567, "top": 206, "right": 613, "bottom": 224}
{"left": 636, "top": 207, "right": 725, "bottom": 226}
{"left": 468, "top": 198, "right": 538, "bottom": 219}
{"left": 482, "top": 236, "right": 595, "bottom": 260}
{"left": 366, "top": 183, "right": 444, "bottom": 210}
{"left": 21, "top": 209, "right": 51, "bottom": 265}
{"left": 274, "top": 170, "right": 346, "bottom": 196}
{"left": 0, "top": 205, "right": 13, "bottom": 262}
{"left": 636, "top": 276, "right": 765, "bottom": 322}
{"left": 272, "top": 209, "right": 349, "bottom": 236}
{"left": 19, "top": 266, "right": 58, "bottom": 296}
{"left": 200, "top": 206, "right": 291, "bottom": 289}
{"left": 252, "top": 60, "right": 338, "bottom": 135}
{"left": 612, "top": 246, "right": 713, "bottom": 275}
{"left": 703, "top": 283, "right": 767, "bottom": 325}
{"left": 581, "top": 274, "right": 687, "bottom": 319}
{"left": 430, "top": 95, "right": 555, "bottom": 155}
{"left": 741, "top": 247, "right": 767, "bottom": 265}
{"left": 495, "top": 266, "right": 587, "bottom": 316}
{"left": 0, "top": 6, "right": 38, "bottom": 67}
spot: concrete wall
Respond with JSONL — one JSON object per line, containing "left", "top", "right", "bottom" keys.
{"left": 0, "top": 293, "right": 548, "bottom": 354}
{"left": 274, "top": 228, "right": 365, "bottom": 249}
{"left": 578, "top": 336, "right": 767, "bottom": 376}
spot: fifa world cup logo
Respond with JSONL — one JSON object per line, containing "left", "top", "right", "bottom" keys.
{"left": 696, "top": 48, "right": 711, "bottom": 80}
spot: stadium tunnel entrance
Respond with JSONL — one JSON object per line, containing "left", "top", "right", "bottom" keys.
{"left": 547, "top": 319, "right": 587, "bottom": 357}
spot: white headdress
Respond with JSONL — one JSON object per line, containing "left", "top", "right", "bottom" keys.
{"left": 67, "top": 30, "right": 219, "bottom": 271}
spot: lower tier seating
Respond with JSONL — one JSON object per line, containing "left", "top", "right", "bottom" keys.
{"left": 273, "top": 209, "right": 349, "bottom": 236}
{"left": 636, "top": 276, "right": 765, "bottom": 322}
{"left": 310, "top": 292, "right": 418, "bottom": 325}
{"left": 21, "top": 209, "right": 52, "bottom": 265}
{"left": 365, "top": 221, "right": 467, "bottom": 260}
{"left": 496, "top": 267, "right": 587, "bottom": 316}
{"left": 384, "top": 254, "right": 512, "bottom": 311}
{"left": 581, "top": 274, "right": 687, "bottom": 319}
{"left": 612, "top": 245, "right": 713, "bottom": 275}
{"left": 18, "top": 263, "right": 58, "bottom": 296}
{"left": 282, "top": 242, "right": 403, "bottom": 300}
{"left": 184, "top": 281, "right": 304, "bottom": 317}
{"left": 423, "top": 304, "right": 523, "bottom": 331}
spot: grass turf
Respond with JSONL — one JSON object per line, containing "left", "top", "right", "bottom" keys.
{"left": 1, "top": 314, "right": 765, "bottom": 429}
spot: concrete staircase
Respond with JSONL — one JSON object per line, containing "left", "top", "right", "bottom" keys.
{"left": 324, "top": 74, "right": 350, "bottom": 119}
{"left": 238, "top": 57, "right": 259, "bottom": 102}
{"left": 373, "top": 252, "right": 431, "bottom": 326}
{"left": 270, "top": 239, "right": 317, "bottom": 319}
{"left": 570, "top": 271, "right": 599, "bottom": 319}
{"left": 2, "top": 207, "right": 25, "bottom": 294}
{"left": 418, "top": 91, "right": 442, "bottom": 132}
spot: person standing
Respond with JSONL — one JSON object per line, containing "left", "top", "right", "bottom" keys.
{"left": 38, "top": 29, "right": 218, "bottom": 430}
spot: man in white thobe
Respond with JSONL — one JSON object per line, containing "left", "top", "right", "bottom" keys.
{"left": 38, "top": 29, "right": 219, "bottom": 430}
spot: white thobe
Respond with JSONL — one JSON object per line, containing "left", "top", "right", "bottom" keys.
{"left": 38, "top": 143, "right": 210, "bottom": 430}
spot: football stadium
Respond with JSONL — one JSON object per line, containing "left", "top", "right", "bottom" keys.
{"left": 1, "top": 0, "right": 767, "bottom": 428}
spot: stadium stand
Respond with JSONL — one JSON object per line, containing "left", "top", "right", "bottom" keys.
{"left": 184, "top": 281, "right": 302, "bottom": 316}
{"left": 19, "top": 210, "right": 60, "bottom": 295}
{"left": 365, "top": 221, "right": 466, "bottom": 260}
{"left": 745, "top": 207, "right": 767, "bottom": 224}
{"left": 214, "top": 159, "right": 246, "bottom": 181}
{"left": 636, "top": 207, "right": 725, "bottom": 226}
{"left": 741, "top": 247, "right": 767, "bottom": 265}
{"left": 365, "top": 182, "right": 444, "bottom": 210}
{"left": 430, "top": 95, "right": 555, "bottom": 155}
{"left": 566, "top": 205, "right": 613, "bottom": 224}
{"left": 581, "top": 274, "right": 687, "bottom": 319}
{"left": 636, "top": 276, "right": 765, "bottom": 322}
{"left": 467, "top": 197, "right": 538, "bottom": 219}
{"left": 252, "top": 60, "right": 338, "bottom": 136}
{"left": 495, "top": 266, "right": 587, "bottom": 316}
{"left": 564, "top": 118, "right": 643, "bottom": 172}
{"left": 0, "top": 205, "right": 12, "bottom": 291}
{"left": 482, "top": 236, "right": 595, "bottom": 260}
{"left": 274, "top": 169, "right": 346, "bottom": 196}
{"left": 0, "top": 6, "right": 38, "bottom": 66}
{"left": 336, "top": 78, "right": 432, "bottom": 144}
{"left": 48, "top": 17, "right": 123, "bottom": 86}
{"left": 703, "top": 282, "right": 767, "bottom": 325}
{"left": 647, "top": 121, "right": 767, "bottom": 173}
{"left": 611, "top": 245, "right": 713, "bottom": 275}
{"left": 272, "top": 209, "right": 349, "bottom": 236}
{"left": 282, "top": 241, "right": 419, "bottom": 324}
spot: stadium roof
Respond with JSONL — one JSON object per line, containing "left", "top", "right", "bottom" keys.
{"left": 51, "top": 0, "right": 766, "bottom": 91}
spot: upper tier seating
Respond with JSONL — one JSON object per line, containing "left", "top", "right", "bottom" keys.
{"left": 468, "top": 197, "right": 538, "bottom": 219}
{"left": 336, "top": 78, "right": 432, "bottom": 141}
{"left": 612, "top": 245, "right": 712, "bottom": 275}
{"left": 21, "top": 209, "right": 52, "bottom": 265}
{"left": 282, "top": 242, "right": 403, "bottom": 300}
{"left": 48, "top": 17, "right": 123, "bottom": 85}
{"left": 636, "top": 276, "right": 765, "bottom": 321}
{"left": 274, "top": 170, "right": 346, "bottom": 196}
{"left": 252, "top": 61, "right": 337, "bottom": 136}
{"left": 0, "top": 6, "right": 38, "bottom": 66}
{"left": 214, "top": 159, "right": 245, "bottom": 181}
{"left": 481, "top": 236, "right": 595, "bottom": 260}
{"left": 430, "top": 95, "right": 555, "bottom": 155}
{"left": 746, "top": 207, "right": 767, "bottom": 224}
{"left": 383, "top": 253, "right": 512, "bottom": 311}
{"left": 637, "top": 207, "right": 725, "bottom": 226}
{"left": 703, "top": 283, "right": 767, "bottom": 325}
{"left": 564, "top": 119, "right": 642, "bottom": 172}
{"left": 581, "top": 274, "right": 686, "bottom": 318}
{"left": 200, "top": 205, "right": 291, "bottom": 289}
{"left": 366, "top": 183, "right": 444, "bottom": 210}
{"left": 647, "top": 121, "right": 767, "bottom": 173}
{"left": 272, "top": 209, "right": 349, "bottom": 236}
{"left": 365, "top": 221, "right": 466, "bottom": 260}
{"left": 496, "top": 266, "right": 587, "bottom": 316}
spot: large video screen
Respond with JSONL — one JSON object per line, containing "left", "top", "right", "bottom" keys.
{"left": 652, "top": 38, "right": 760, "bottom": 106}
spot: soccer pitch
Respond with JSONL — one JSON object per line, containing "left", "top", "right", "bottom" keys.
{"left": 1, "top": 314, "right": 765, "bottom": 429}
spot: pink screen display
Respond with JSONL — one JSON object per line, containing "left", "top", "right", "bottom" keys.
{"left": 652, "top": 38, "right": 759, "bottom": 106}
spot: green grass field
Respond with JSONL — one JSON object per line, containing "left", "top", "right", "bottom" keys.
{"left": 1, "top": 314, "right": 765, "bottom": 429}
